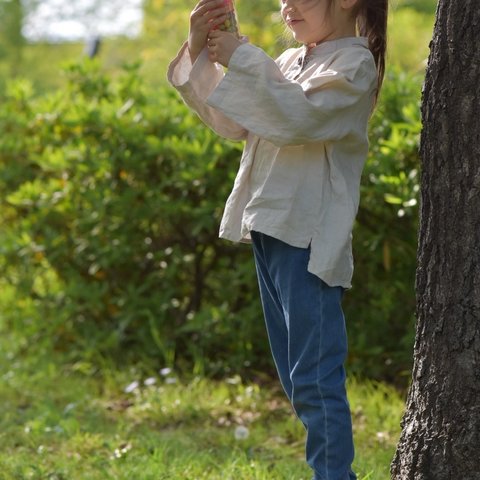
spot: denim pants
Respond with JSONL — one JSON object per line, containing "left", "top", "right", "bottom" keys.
{"left": 250, "top": 231, "right": 356, "bottom": 480}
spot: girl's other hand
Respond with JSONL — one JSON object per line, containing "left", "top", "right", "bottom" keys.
{"left": 188, "top": 0, "right": 228, "bottom": 64}
{"left": 207, "top": 29, "right": 244, "bottom": 67}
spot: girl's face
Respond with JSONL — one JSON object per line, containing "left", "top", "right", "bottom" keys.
{"left": 281, "top": 0, "right": 336, "bottom": 45}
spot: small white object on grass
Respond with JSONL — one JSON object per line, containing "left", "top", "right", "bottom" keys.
{"left": 124, "top": 380, "right": 140, "bottom": 393}
{"left": 234, "top": 425, "right": 250, "bottom": 440}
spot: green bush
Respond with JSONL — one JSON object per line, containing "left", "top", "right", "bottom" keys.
{"left": 345, "top": 66, "right": 421, "bottom": 382}
{"left": 396, "top": 0, "right": 437, "bottom": 15}
{"left": 0, "top": 61, "right": 263, "bottom": 375}
{"left": 0, "top": 61, "right": 421, "bottom": 383}
{"left": 388, "top": 7, "right": 434, "bottom": 73}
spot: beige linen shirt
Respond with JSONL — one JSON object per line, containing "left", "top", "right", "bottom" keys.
{"left": 167, "top": 37, "right": 377, "bottom": 288}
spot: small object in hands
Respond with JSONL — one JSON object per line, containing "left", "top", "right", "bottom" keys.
{"left": 217, "top": 0, "right": 239, "bottom": 37}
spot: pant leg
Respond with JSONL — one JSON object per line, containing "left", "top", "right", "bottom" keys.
{"left": 252, "top": 231, "right": 356, "bottom": 480}
{"left": 251, "top": 231, "right": 293, "bottom": 400}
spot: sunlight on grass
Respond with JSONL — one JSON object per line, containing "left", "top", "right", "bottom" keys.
{"left": 0, "top": 351, "right": 404, "bottom": 480}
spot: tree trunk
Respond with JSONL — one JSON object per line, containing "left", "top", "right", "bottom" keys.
{"left": 391, "top": 0, "right": 480, "bottom": 479}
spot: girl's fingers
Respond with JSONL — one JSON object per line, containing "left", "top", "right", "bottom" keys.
{"left": 208, "top": 29, "right": 225, "bottom": 39}
{"left": 193, "top": 0, "right": 225, "bottom": 17}
{"left": 195, "top": 6, "right": 227, "bottom": 23}
{"left": 207, "top": 7, "right": 228, "bottom": 21}
{"left": 210, "top": 14, "right": 227, "bottom": 27}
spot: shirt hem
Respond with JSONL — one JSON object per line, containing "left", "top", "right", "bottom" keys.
{"left": 219, "top": 224, "right": 353, "bottom": 289}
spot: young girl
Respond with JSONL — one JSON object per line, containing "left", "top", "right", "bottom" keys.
{"left": 168, "top": 0, "right": 387, "bottom": 478}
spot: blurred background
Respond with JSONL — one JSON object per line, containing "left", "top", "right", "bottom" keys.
{"left": 1, "top": 0, "right": 435, "bottom": 91}
{"left": 0, "top": 0, "right": 437, "bottom": 385}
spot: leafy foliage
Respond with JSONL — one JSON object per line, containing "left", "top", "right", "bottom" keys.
{"left": 396, "top": 0, "right": 438, "bottom": 15}
{"left": 346, "top": 67, "right": 422, "bottom": 382}
{"left": 388, "top": 7, "right": 435, "bottom": 73}
{"left": 0, "top": 60, "right": 421, "bottom": 383}
{"left": 0, "top": 61, "right": 261, "bottom": 375}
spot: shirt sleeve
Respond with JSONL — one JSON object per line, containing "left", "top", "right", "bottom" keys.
{"left": 167, "top": 42, "right": 248, "bottom": 141}
{"left": 206, "top": 43, "right": 377, "bottom": 147}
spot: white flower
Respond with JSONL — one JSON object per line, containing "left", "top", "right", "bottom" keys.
{"left": 64, "top": 402, "right": 76, "bottom": 413}
{"left": 234, "top": 426, "right": 250, "bottom": 440}
{"left": 124, "top": 380, "right": 140, "bottom": 393}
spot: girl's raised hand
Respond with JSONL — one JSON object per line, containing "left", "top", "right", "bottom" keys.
{"left": 188, "top": 0, "right": 228, "bottom": 64}
{"left": 206, "top": 29, "right": 244, "bottom": 68}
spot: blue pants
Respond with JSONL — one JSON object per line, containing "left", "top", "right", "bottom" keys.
{"left": 251, "top": 231, "right": 356, "bottom": 480}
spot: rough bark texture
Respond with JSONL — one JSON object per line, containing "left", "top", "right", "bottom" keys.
{"left": 390, "top": 1, "right": 480, "bottom": 479}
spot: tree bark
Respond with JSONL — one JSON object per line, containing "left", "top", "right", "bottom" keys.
{"left": 391, "top": 0, "right": 480, "bottom": 479}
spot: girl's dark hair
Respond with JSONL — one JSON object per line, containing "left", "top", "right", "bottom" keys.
{"left": 353, "top": 0, "right": 388, "bottom": 101}
{"left": 327, "top": 0, "right": 388, "bottom": 101}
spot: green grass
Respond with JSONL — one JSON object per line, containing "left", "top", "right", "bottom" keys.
{"left": 0, "top": 350, "right": 405, "bottom": 480}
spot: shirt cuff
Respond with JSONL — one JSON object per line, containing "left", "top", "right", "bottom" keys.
{"left": 167, "top": 42, "right": 193, "bottom": 87}
{"left": 167, "top": 41, "right": 225, "bottom": 102}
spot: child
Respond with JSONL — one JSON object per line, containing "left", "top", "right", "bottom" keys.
{"left": 168, "top": 0, "right": 388, "bottom": 478}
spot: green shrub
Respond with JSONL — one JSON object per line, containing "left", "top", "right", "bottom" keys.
{"left": 345, "top": 66, "right": 422, "bottom": 383}
{"left": 0, "top": 61, "right": 264, "bottom": 375}
{"left": 0, "top": 61, "right": 420, "bottom": 383}
{"left": 388, "top": 7, "right": 434, "bottom": 73}
{"left": 396, "top": 0, "right": 437, "bottom": 15}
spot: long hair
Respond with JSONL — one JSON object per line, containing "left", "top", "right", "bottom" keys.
{"left": 352, "top": 0, "right": 388, "bottom": 102}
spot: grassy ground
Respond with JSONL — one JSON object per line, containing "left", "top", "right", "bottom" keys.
{"left": 0, "top": 350, "right": 404, "bottom": 480}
